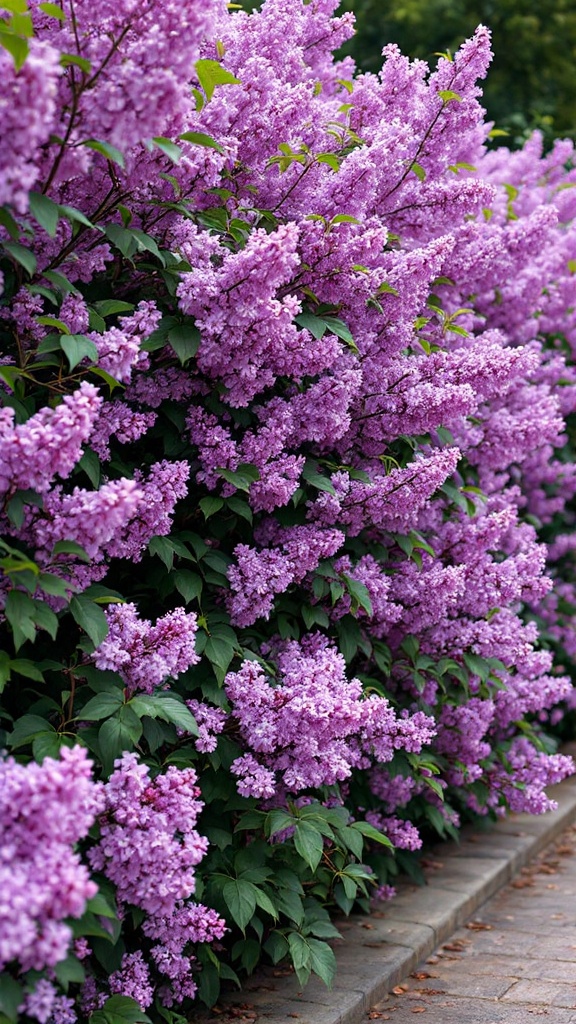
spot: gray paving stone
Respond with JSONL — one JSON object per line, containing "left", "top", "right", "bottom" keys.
{"left": 349, "top": 916, "right": 436, "bottom": 955}
{"left": 502, "top": 979, "right": 576, "bottom": 1008}
{"left": 421, "top": 855, "right": 511, "bottom": 899}
{"left": 408, "top": 970, "right": 516, "bottom": 999}
{"left": 371, "top": 995, "right": 576, "bottom": 1024}
{"left": 425, "top": 951, "right": 526, "bottom": 976}
{"left": 442, "top": 924, "right": 553, "bottom": 954}
{"left": 522, "top": 957, "right": 576, "bottom": 982}
{"left": 526, "top": 933, "right": 576, "bottom": 959}
{"left": 378, "top": 884, "right": 476, "bottom": 936}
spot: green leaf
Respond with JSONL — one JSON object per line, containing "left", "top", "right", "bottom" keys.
{"left": 410, "top": 160, "right": 426, "bottom": 181}
{"left": 330, "top": 214, "right": 359, "bottom": 226}
{"left": 82, "top": 138, "right": 125, "bottom": 169}
{"left": 71, "top": 910, "right": 116, "bottom": 943}
{"left": 287, "top": 932, "right": 311, "bottom": 987}
{"left": 321, "top": 316, "right": 356, "bottom": 347}
{"left": 4, "top": 590, "right": 37, "bottom": 649}
{"left": 0, "top": 975, "right": 23, "bottom": 1022}
{"left": 5, "top": 487, "right": 43, "bottom": 530}
{"left": 218, "top": 464, "right": 260, "bottom": 492}
{"left": 70, "top": 596, "right": 109, "bottom": 647}
{"left": 195, "top": 58, "right": 241, "bottom": 101}
{"left": 199, "top": 496, "right": 224, "bottom": 519}
{"left": 253, "top": 887, "right": 278, "bottom": 920}
{"left": 32, "top": 599, "right": 59, "bottom": 640}
{"left": 54, "top": 955, "right": 86, "bottom": 989}
{"left": 204, "top": 636, "right": 235, "bottom": 677}
{"left": 60, "top": 52, "right": 92, "bottom": 73}
{"left": 264, "top": 931, "right": 289, "bottom": 964}
{"left": 0, "top": 32, "right": 28, "bottom": 70}
{"left": 9, "top": 658, "right": 44, "bottom": 682}
{"left": 94, "top": 299, "right": 135, "bottom": 317}
{"left": 2, "top": 240, "right": 37, "bottom": 277}
{"left": 316, "top": 152, "right": 340, "bottom": 171}
{"left": 343, "top": 575, "right": 373, "bottom": 616}
{"left": 0, "top": 651, "right": 11, "bottom": 693}
{"left": 103, "top": 223, "right": 138, "bottom": 259}
{"left": 43, "top": 269, "right": 79, "bottom": 294}
{"left": 89, "top": 995, "right": 152, "bottom": 1024}
{"left": 152, "top": 136, "right": 183, "bottom": 163}
{"left": 35, "top": 315, "right": 70, "bottom": 333}
{"left": 173, "top": 569, "right": 203, "bottom": 604}
{"left": 86, "top": 892, "right": 118, "bottom": 919}
{"left": 293, "top": 822, "right": 324, "bottom": 871}
{"left": 265, "top": 808, "right": 295, "bottom": 837}
{"left": 295, "top": 311, "right": 326, "bottom": 339}
{"left": 463, "top": 652, "right": 491, "bottom": 681}
{"left": 98, "top": 708, "right": 143, "bottom": 772}
{"left": 335, "top": 824, "right": 364, "bottom": 859}
{"left": 8, "top": 714, "right": 56, "bottom": 750}
{"left": 350, "top": 820, "right": 394, "bottom": 849}
{"left": 0, "top": 205, "right": 20, "bottom": 240}
{"left": 302, "top": 605, "right": 329, "bottom": 630}
{"left": 79, "top": 691, "right": 125, "bottom": 721}
{"left": 89, "top": 367, "right": 124, "bottom": 394}
{"left": 438, "top": 89, "right": 462, "bottom": 103}
{"left": 77, "top": 448, "right": 101, "bottom": 488}
{"left": 150, "top": 695, "right": 199, "bottom": 734}
{"left": 179, "top": 130, "right": 224, "bottom": 153}
{"left": 60, "top": 333, "right": 99, "bottom": 371}
{"left": 226, "top": 495, "right": 253, "bottom": 523}
{"left": 301, "top": 463, "right": 336, "bottom": 495}
{"left": 52, "top": 539, "right": 91, "bottom": 562}
{"left": 148, "top": 535, "right": 178, "bottom": 571}
{"left": 39, "top": 1, "right": 67, "bottom": 19}
{"left": 58, "top": 204, "right": 97, "bottom": 229}
{"left": 0, "top": 1, "right": 28, "bottom": 13}
{"left": 168, "top": 323, "right": 200, "bottom": 364}
{"left": 33, "top": 730, "right": 66, "bottom": 761}
{"left": 223, "top": 878, "right": 257, "bottom": 932}
{"left": 307, "top": 937, "right": 337, "bottom": 987}
{"left": 28, "top": 191, "right": 60, "bottom": 237}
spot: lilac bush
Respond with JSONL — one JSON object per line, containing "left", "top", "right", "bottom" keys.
{"left": 2, "top": 0, "right": 576, "bottom": 1019}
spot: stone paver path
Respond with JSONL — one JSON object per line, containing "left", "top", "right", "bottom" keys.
{"left": 366, "top": 825, "right": 576, "bottom": 1024}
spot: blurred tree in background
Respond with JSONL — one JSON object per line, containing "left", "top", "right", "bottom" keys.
{"left": 338, "top": 0, "right": 576, "bottom": 146}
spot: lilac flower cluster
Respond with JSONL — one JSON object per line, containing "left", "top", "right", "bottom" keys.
{"left": 0, "top": 382, "right": 101, "bottom": 499}
{"left": 0, "top": 747, "right": 103, "bottom": 973}
{"left": 89, "top": 754, "right": 226, "bottom": 1004}
{"left": 92, "top": 603, "right": 200, "bottom": 693}
{"left": 225, "top": 635, "right": 435, "bottom": 796}
{"left": 3, "top": 0, "right": 576, "bottom": 1011}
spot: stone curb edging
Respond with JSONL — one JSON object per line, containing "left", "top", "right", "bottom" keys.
{"left": 216, "top": 749, "right": 576, "bottom": 1024}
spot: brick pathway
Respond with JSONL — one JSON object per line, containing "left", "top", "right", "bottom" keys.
{"left": 366, "top": 825, "right": 576, "bottom": 1024}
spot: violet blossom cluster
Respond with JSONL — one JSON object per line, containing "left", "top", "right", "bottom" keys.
{"left": 88, "top": 754, "right": 226, "bottom": 1005}
{"left": 3, "top": 0, "right": 576, "bottom": 1011}
{"left": 92, "top": 602, "right": 200, "bottom": 693}
{"left": 225, "top": 635, "right": 435, "bottom": 797}
{"left": 0, "top": 747, "right": 103, "bottom": 974}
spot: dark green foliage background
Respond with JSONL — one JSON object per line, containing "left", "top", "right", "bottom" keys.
{"left": 338, "top": 0, "right": 576, "bottom": 146}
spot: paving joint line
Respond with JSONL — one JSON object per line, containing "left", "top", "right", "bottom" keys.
{"left": 215, "top": 743, "right": 576, "bottom": 1024}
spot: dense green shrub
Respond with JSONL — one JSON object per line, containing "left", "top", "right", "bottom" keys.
{"left": 1, "top": 1, "right": 576, "bottom": 1022}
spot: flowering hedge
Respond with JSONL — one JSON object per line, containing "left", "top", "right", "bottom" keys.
{"left": 2, "top": 0, "right": 576, "bottom": 1021}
